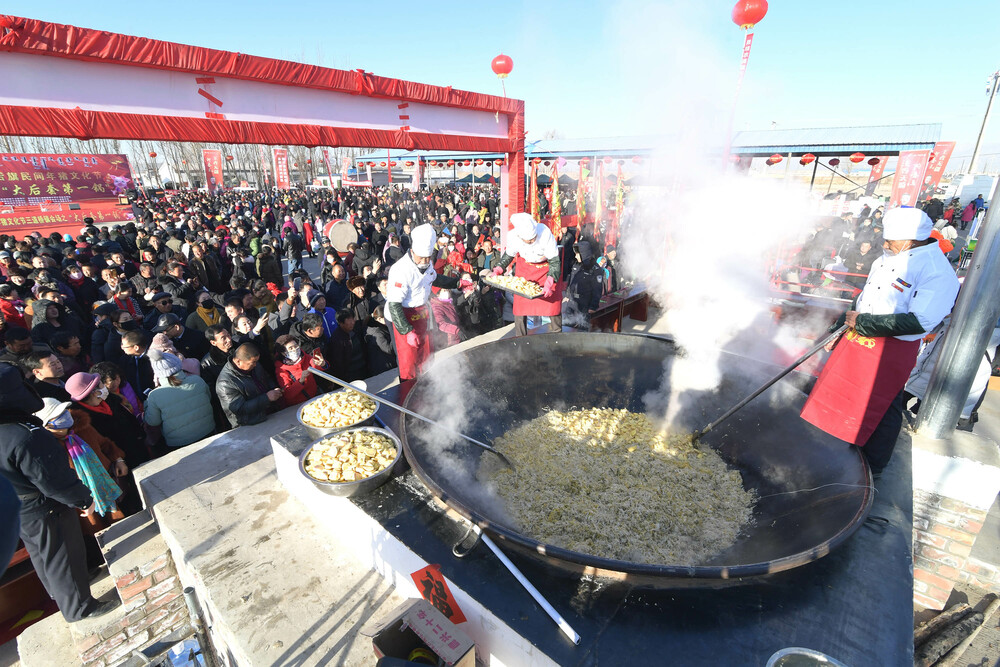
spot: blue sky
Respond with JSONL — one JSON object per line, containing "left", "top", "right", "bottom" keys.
{"left": 5, "top": 1, "right": 1000, "bottom": 158}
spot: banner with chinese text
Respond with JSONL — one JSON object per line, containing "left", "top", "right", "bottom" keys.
{"left": 272, "top": 148, "right": 290, "bottom": 189}
{"left": 202, "top": 149, "right": 223, "bottom": 194}
{"left": 865, "top": 157, "right": 888, "bottom": 197}
{"left": 888, "top": 150, "right": 930, "bottom": 208}
{"left": 0, "top": 153, "right": 133, "bottom": 206}
{"left": 919, "top": 141, "right": 956, "bottom": 200}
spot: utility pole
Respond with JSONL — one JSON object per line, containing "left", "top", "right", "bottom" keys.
{"left": 969, "top": 70, "right": 1000, "bottom": 174}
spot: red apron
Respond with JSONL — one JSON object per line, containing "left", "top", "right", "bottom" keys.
{"left": 512, "top": 256, "right": 563, "bottom": 317}
{"left": 392, "top": 305, "right": 432, "bottom": 381}
{"left": 800, "top": 330, "right": 920, "bottom": 445}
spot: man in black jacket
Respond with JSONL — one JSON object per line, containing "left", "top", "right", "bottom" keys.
{"left": 152, "top": 313, "right": 209, "bottom": 360}
{"left": 566, "top": 242, "right": 604, "bottom": 328}
{"left": 119, "top": 330, "right": 155, "bottom": 399}
{"left": 0, "top": 364, "right": 118, "bottom": 620}
{"left": 215, "top": 343, "right": 282, "bottom": 428}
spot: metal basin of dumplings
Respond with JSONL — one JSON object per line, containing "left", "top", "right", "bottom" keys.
{"left": 399, "top": 332, "right": 874, "bottom": 587}
{"left": 295, "top": 388, "right": 378, "bottom": 439}
{"left": 298, "top": 426, "right": 402, "bottom": 498}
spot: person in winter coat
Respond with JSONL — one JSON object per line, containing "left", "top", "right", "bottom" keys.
{"left": 143, "top": 349, "right": 215, "bottom": 448}
{"left": 185, "top": 291, "right": 223, "bottom": 334}
{"left": 430, "top": 288, "right": 463, "bottom": 348}
{"left": 66, "top": 372, "right": 150, "bottom": 468}
{"left": 272, "top": 335, "right": 324, "bottom": 407}
{"left": 565, "top": 242, "right": 604, "bottom": 327}
{"left": 351, "top": 242, "right": 379, "bottom": 276}
{"left": 328, "top": 310, "right": 368, "bottom": 381}
{"left": 30, "top": 298, "right": 82, "bottom": 346}
{"left": 0, "top": 284, "right": 28, "bottom": 330}
{"left": 215, "top": 343, "right": 282, "bottom": 428}
{"left": 960, "top": 201, "right": 977, "bottom": 231}
{"left": 364, "top": 306, "right": 397, "bottom": 376}
{"left": 255, "top": 245, "right": 283, "bottom": 286}
{"left": 0, "top": 365, "right": 119, "bottom": 621}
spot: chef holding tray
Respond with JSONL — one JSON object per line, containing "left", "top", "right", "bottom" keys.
{"left": 492, "top": 213, "right": 563, "bottom": 336}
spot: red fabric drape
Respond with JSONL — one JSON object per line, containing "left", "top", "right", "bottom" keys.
{"left": 0, "top": 105, "right": 518, "bottom": 152}
{"left": 0, "top": 16, "right": 521, "bottom": 115}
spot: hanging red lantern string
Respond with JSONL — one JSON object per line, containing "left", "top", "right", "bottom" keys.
{"left": 429, "top": 160, "right": 438, "bottom": 166}
{"left": 485, "top": 161, "right": 492, "bottom": 167}
{"left": 380, "top": 162, "right": 386, "bottom": 167}
{"left": 867, "top": 157, "right": 880, "bottom": 166}
{"left": 405, "top": 161, "right": 414, "bottom": 167}
{"left": 447, "top": 160, "right": 455, "bottom": 166}
{"left": 543, "top": 160, "right": 551, "bottom": 166}
{"left": 769, "top": 153, "right": 783, "bottom": 164}
{"left": 849, "top": 152, "right": 865, "bottom": 164}
{"left": 149, "top": 151, "right": 157, "bottom": 158}
{"left": 531, "top": 157, "right": 541, "bottom": 165}
{"left": 475, "top": 159, "right": 484, "bottom": 165}
{"left": 495, "top": 159, "right": 505, "bottom": 166}
{"left": 799, "top": 153, "right": 816, "bottom": 166}
{"left": 225, "top": 155, "right": 234, "bottom": 161}
{"left": 829, "top": 158, "right": 841, "bottom": 167}
{"left": 765, "top": 158, "right": 775, "bottom": 166}
{"left": 603, "top": 156, "right": 613, "bottom": 164}
{"left": 307, "top": 159, "right": 312, "bottom": 164}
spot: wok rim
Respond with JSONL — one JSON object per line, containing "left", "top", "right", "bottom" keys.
{"left": 400, "top": 332, "right": 875, "bottom": 579}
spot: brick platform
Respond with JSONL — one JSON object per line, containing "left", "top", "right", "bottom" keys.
{"left": 913, "top": 490, "right": 997, "bottom": 609}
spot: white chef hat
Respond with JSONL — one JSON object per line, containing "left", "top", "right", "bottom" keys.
{"left": 511, "top": 213, "right": 538, "bottom": 241}
{"left": 882, "top": 207, "right": 933, "bottom": 241}
{"left": 410, "top": 224, "right": 437, "bottom": 256}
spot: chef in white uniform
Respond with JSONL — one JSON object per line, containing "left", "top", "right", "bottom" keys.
{"left": 386, "top": 224, "right": 457, "bottom": 381}
{"left": 492, "top": 213, "right": 563, "bottom": 336}
{"left": 801, "top": 207, "right": 960, "bottom": 475}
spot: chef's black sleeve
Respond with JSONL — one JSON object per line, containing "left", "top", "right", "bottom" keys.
{"left": 853, "top": 312, "right": 925, "bottom": 338}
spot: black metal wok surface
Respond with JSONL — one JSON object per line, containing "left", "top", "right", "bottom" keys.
{"left": 400, "top": 332, "right": 873, "bottom": 583}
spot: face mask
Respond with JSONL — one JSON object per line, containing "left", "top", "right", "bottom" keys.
{"left": 286, "top": 347, "right": 302, "bottom": 363}
{"left": 416, "top": 262, "right": 430, "bottom": 271}
{"left": 883, "top": 247, "right": 898, "bottom": 258}
{"left": 199, "top": 301, "right": 214, "bottom": 310}
{"left": 69, "top": 271, "right": 82, "bottom": 280}
{"left": 48, "top": 411, "right": 74, "bottom": 430}
{"left": 94, "top": 387, "right": 109, "bottom": 401}
{"left": 121, "top": 320, "right": 139, "bottom": 330}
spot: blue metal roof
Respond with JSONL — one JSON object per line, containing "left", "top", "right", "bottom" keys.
{"left": 354, "top": 124, "right": 942, "bottom": 162}
{"left": 730, "top": 123, "right": 941, "bottom": 156}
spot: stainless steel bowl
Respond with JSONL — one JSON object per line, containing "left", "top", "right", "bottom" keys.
{"left": 295, "top": 387, "right": 378, "bottom": 439}
{"left": 298, "top": 426, "right": 402, "bottom": 498}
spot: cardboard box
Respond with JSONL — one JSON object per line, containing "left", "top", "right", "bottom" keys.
{"left": 361, "top": 598, "right": 476, "bottom": 667}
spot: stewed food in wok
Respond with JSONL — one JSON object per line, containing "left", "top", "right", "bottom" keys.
{"left": 300, "top": 391, "right": 378, "bottom": 429}
{"left": 304, "top": 430, "right": 397, "bottom": 483}
{"left": 478, "top": 408, "right": 756, "bottom": 565}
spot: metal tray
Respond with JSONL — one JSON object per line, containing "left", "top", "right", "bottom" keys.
{"left": 481, "top": 274, "right": 543, "bottom": 299}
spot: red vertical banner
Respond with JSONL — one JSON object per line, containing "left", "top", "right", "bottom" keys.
{"left": 611, "top": 163, "right": 624, "bottom": 248}
{"left": 529, "top": 162, "right": 540, "bottom": 221}
{"left": 594, "top": 161, "right": 605, "bottom": 223}
{"left": 258, "top": 146, "right": 270, "bottom": 187}
{"left": 865, "top": 157, "right": 887, "bottom": 197}
{"left": 201, "top": 149, "right": 223, "bottom": 194}
{"left": 577, "top": 162, "right": 588, "bottom": 222}
{"left": 551, "top": 161, "right": 562, "bottom": 239}
{"left": 888, "top": 150, "right": 930, "bottom": 208}
{"left": 920, "top": 141, "right": 956, "bottom": 200}
{"left": 322, "top": 148, "right": 335, "bottom": 186}
{"left": 272, "top": 148, "right": 290, "bottom": 189}
{"left": 736, "top": 32, "right": 755, "bottom": 96}
{"left": 412, "top": 159, "right": 422, "bottom": 192}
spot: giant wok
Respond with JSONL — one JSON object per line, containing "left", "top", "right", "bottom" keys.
{"left": 400, "top": 333, "right": 873, "bottom": 587}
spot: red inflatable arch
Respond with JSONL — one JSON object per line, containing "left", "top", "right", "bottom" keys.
{"left": 0, "top": 15, "right": 525, "bottom": 225}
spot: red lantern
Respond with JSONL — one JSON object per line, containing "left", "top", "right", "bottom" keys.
{"left": 181, "top": 160, "right": 186, "bottom": 165}
{"left": 495, "top": 159, "right": 505, "bottom": 166}
{"left": 731, "top": 0, "right": 768, "bottom": 30}
{"left": 405, "top": 161, "right": 414, "bottom": 167}
{"left": 849, "top": 152, "right": 865, "bottom": 164}
{"left": 829, "top": 158, "right": 841, "bottom": 167}
{"left": 531, "top": 158, "right": 541, "bottom": 165}
{"left": 447, "top": 160, "right": 455, "bottom": 166}
{"left": 632, "top": 156, "right": 643, "bottom": 164}
{"left": 225, "top": 155, "right": 234, "bottom": 161}
{"left": 148, "top": 152, "right": 157, "bottom": 158}
{"left": 603, "top": 156, "right": 613, "bottom": 164}
{"left": 618, "top": 159, "right": 625, "bottom": 166}
{"left": 429, "top": 160, "right": 438, "bottom": 166}
{"left": 379, "top": 162, "right": 386, "bottom": 167}
{"left": 485, "top": 161, "right": 492, "bottom": 167}
{"left": 769, "top": 153, "right": 783, "bottom": 164}
{"left": 799, "top": 153, "right": 816, "bottom": 166}
{"left": 475, "top": 159, "right": 484, "bottom": 165}
{"left": 491, "top": 53, "right": 513, "bottom": 79}
{"left": 729, "top": 154, "right": 742, "bottom": 163}
{"left": 307, "top": 159, "right": 312, "bottom": 164}
{"left": 543, "top": 161, "right": 551, "bottom": 166}
{"left": 765, "top": 158, "right": 775, "bottom": 166}
{"left": 390, "top": 161, "right": 397, "bottom": 167}
{"left": 867, "top": 157, "right": 880, "bottom": 166}
{"left": 293, "top": 163, "right": 299, "bottom": 168}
